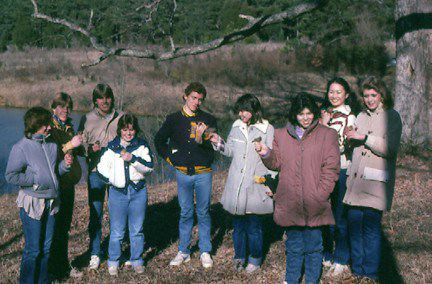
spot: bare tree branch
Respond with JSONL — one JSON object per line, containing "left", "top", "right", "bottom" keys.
{"left": 30, "top": 0, "right": 323, "bottom": 67}
{"left": 87, "top": 9, "right": 94, "bottom": 31}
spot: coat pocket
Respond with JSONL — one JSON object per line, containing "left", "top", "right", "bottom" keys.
{"left": 362, "top": 166, "right": 389, "bottom": 183}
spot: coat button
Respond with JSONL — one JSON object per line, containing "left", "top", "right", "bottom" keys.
{"left": 354, "top": 173, "right": 357, "bottom": 178}
{"left": 368, "top": 130, "right": 372, "bottom": 134}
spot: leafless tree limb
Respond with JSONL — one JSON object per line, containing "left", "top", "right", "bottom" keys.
{"left": 87, "top": 9, "right": 94, "bottom": 31}
{"left": 30, "top": 0, "right": 323, "bottom": 67}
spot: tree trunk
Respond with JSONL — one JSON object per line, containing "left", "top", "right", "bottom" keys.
{"left": 394, "top": 0, "right": 432, "bottom": 148}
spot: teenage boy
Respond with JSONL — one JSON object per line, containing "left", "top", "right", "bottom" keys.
{"left": 78, "top": 83, "right": 123, "bottom": 270}
{"left": 155, "top": 82, "right": 217, "bottom": 268}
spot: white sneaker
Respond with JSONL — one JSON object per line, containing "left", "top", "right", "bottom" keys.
{"left": 88, "top": 255, "right": 100, "bottom": 270}
{"left": 200, "top": 252, "right": 213, "bottom": 268}
{"left": 169, "top": 251, "right": 191, "bottom": 266}
{"left": 330, "top": 263, "right": 350, "bottom": 277}
{"left": 245, "top": 263, "right": 260, "bottom": 273}
{"left": 322, "top": 259, "right": 332, "bottom": 268}
{"left": 124, "top": 260, "right": 132, "bottom": 267}
{"left": 108, "top": 266, "right": 118, "bottom": 276}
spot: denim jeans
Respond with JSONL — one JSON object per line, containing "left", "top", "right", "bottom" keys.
{"left": 88, "top": 172, "right": 108, "bottom": 256}
{"left": 285, "top": 227, "right": 323, "bottom": 284}
{"left": 19, "top": 206, "right": 55, "bottom": 284}
{"left": 232, "top": 214, "right": 263, "bottom": 266}
{"left": 108, "top": 185, "right": 147, "bottom": 267}
{"left": 323, "top": 169, "right": 350, "bottom": 264}
{"left": 176, "top": 170, "right": 212, "bottom": 254}
{"left": 347, "top": 206, "right": 382, "bottom": 280}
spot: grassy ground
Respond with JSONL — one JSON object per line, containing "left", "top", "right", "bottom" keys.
{"left": 0, "top": 154, "right": 430, "bottom": 283}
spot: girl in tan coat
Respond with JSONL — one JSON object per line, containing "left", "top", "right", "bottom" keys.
{"left": 344, "top": 76, "right": 402, "bottom": 282}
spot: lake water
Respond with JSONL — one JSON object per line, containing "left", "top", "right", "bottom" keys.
{"left": 0, "top": 108, "right": 230, "bottom": 195}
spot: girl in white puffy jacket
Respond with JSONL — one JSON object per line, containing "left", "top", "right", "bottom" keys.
{"left": 97, "top": 114, "right": 153, "bottom": 275}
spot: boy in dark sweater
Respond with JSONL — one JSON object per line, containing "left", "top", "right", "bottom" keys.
{"left": 154, "top": 82, "right": 217, "bottom": 268}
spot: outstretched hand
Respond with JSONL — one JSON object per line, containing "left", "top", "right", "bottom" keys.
{"left": 254, "top": 141, "right": 269, "bottom": 157}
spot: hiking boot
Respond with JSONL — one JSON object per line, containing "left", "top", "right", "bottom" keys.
{"left": 169, "top": 251, "right": 191, "bottom": 266}
{"left": 108, "top": 266, "right": 118, "bottom": 276}
{"left": 88, "top": 255, "right": 100, "bottom": 270}
{"left": 200, "top": 252, "right": 213, "bottom": 268}
{"left": 245, "top": 263, "right": 260, "bottom": 273}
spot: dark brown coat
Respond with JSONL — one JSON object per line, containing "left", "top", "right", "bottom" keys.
{"left": 262, "top": 120, "right": 340, "bottom": 227}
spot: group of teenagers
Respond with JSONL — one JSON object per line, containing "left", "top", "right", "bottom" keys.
{"left": 5, "top": 76, "right": 402, "bottom": 284}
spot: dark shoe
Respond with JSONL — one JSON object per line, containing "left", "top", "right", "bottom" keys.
{"left": 233, "top": 259, "right": 245, "bottom": 272}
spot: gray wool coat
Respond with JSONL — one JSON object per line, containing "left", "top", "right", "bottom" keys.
{"left": 218, "top": 119, "right": 274, "bottom": 215}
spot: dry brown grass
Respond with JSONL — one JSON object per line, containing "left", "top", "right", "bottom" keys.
{"left": 0, "top": 44, "right": 375, "bottom": 118}
{"left": 0, "top": 155, "right": 431, "bottom": 283}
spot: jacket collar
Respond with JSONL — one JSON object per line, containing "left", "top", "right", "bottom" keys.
{"left": 232, "top": 119, "right": 269, "bottom": 133}
{"left": 30, "top": 133, "right": 50, "bottom": 143}
{"left": 94, "top": 108, "right": 116, "bottom": 120}
{"left": 108, "top": 136, "right": 141, "bottom": 153}
{"left": 332, "top": 104, "right": 352, "bottom": 115}
{"left": 286, "top": 119, "right": 319, "bottom": 140}
{"left": 366, "top": 103, "right": 384, "bottom": 116}
{"left": 51, "top": 115, "right": 73, "bottom": 132}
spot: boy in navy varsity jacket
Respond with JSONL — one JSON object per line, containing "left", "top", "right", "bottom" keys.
{"left": 154, "top": 82, "right": 217, "bottom": 268}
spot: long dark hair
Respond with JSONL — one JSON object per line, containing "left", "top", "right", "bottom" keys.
{"left": 323, "top": 77, "right": 360, "bottom": 114}
{"left": 288, "top": 94, "right": 320, "bottom": 126}
{"left": 233, "top": 93, "right": 263, "bottom": 124}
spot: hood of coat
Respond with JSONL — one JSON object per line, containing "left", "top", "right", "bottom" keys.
{"left": 232, "top": 119, "right": 270, "bottom": 138}
{"left": 285, "top": 119, "right": 319, "bottom": 140}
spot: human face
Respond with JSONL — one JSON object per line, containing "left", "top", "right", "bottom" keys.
{"left": 362, "top": 89, "right": 382, "bottom": 111}
{"left": 120, "top": 124, "right": 136, "bottom": 142}
{"left": 328, "top": 83, "right": 349, "bottom": 108}
{"left": 35, "top": 124, "right": 51, "bottom": 136}
{"left": 296, "top": 108, "right": 314, "bottom": 130}
{"left": 53, "top": 105, "right": 71, "bottom": 122}
{"left": 183, "top": 91, "right": 204, "bottom": 113}
{"left": 95, "top": 96, "right": 113, "bottom": 115}
{"left": 238, "top": 110, "right": 253, "bottom": 124}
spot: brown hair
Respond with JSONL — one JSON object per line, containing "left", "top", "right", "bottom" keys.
{"left": 92, "top": 83, "right": 115, "bottom": 109}
{"left": 51, "top": 92, "right": 73, "bottom": 110}
{"left": 116, "top": 114, "right": 141, "bottom": 137}
{"left": 184, "top": 82, "right": 207, "bottom": 99}
{"left": 360, "top": 76, "right": 394, "bottom": 109}
{"left": 24, "top": 107, "right": 52, "bottom": 138}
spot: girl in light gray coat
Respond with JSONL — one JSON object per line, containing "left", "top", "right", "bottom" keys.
{"left": 211, "top": 94, "right": 274, "bottom": 273}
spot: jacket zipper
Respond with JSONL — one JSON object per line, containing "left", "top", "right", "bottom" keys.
{"left": 300, "top": 141, "right": 308, "bottom": 226}
{"left": 42, "top": 142, "right": 58, "bottom": 190}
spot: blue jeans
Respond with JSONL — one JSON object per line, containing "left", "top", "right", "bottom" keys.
{"left": 108, "top": 185, "right": 147, "bottom": 267}
{"left": 232, "top": 215, "right": 263, "bottom": 266}
{"left": 347, "top": 206, "right": 382, "bottom": 280}
{"left": 176, "top": 170, "right": 212, "bottom": 254}
{"left": 323, "top": 169, "right": 350, "bottom": 264}
{"left": 285, "top": 227, "right": 323, "bottom": 284}
{"left": 19, "top": 206, "right": 55, "bottom": 284}
{"left": 88, "top": 172, "right": 107, "bottom": 256}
